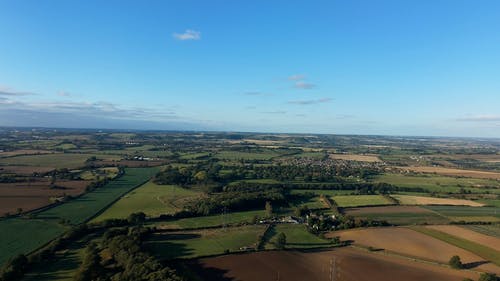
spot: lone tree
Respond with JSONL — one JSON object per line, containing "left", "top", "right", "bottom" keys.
{"left": 449, "top": 255, "right": 463, "bottom": 269}
{"left": 276, "top": 232, "right": 286, "bottom": 250}
{"left": 265, "top": 201, "right": 273, "bottom": 217}
{"left": 127, "top": 212, "right": 146, "bottom": 224}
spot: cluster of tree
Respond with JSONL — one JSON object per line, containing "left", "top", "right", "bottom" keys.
{"left": 0, "top": 175, "right": 19, "bottom": 183}
{"left": 226, "top": 181, "right": 416, "bottom": 195}
{"left": 217, "top": 163, "right": 377, "bottom": 182}
{"left": 154, "top": 163, "right": 222, "bottom": 186}
{"left": 307, "top": 214, "right": 389, "bottom": 233}
{"left": 0, "top": 255, "right": 28, "bottom": 281}
{"left": 185, "top": 188, "right": 288, "bottom": 216}
{"left": 74, "top": 226, "right": 181, "bottom": 281}
{"left": 85, "top": 178, "right": 110, "bottom": 192}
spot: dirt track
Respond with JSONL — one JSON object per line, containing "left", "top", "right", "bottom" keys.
{"left": 195, "top": 247, "right": 479, "bottom": 281}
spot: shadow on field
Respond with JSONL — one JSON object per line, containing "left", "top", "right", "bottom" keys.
{"left": 183, "top": 260, "right": 234, "bottom": 281}
{"left": 463, "top": 260, "right": 491, "bottom": 269}
{"left": 145, "top": 233, "right": 198, "bottom": 259}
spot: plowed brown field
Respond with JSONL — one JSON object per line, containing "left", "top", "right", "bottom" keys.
{"left": 194, "top": 247, "right": 478, "bottom": 281}
{"left": 0, "top": 180, "right": 89, "bottom": 215}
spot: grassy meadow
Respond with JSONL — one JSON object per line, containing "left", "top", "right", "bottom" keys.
{"left": 93, "top": 181, "right": 202, "bottom": 221}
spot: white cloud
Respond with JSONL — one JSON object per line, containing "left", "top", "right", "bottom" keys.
{"left": 262, "top": 110, "right": 286, "bottom": 114}
{"left": 57, "top": 91, "right": 71, "bottom": 97}
{"left": 0, "top": 86, "right": 36, "bottom": 96}
{"left": 173, "top": 29, "right": 201, "bottom": 41}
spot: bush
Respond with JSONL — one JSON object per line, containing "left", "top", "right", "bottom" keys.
{"left": 276, "top": 232, "right": 286, "bottom": 250}
{"left": 478, "top": 273, "right": 498, "bottom": 281}
{"left": 449, "top": 255, "right": 463, "bottom": 269}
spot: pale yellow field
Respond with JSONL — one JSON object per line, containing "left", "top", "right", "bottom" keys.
{"left": 393, "top": 195, "right": 484, "bottom": 207}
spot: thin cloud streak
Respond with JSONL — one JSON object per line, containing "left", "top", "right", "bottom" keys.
{"left": 288, "top": 98, "right": 332, "bottom": 105}
{"left": 261, "top": 110, "right": 286, "bottom": 114}
{"left": 0, "top": 86, "right": 36, "bottom": 96}
{"left": 456, "top": 115, "right": 500, "bottom": 122}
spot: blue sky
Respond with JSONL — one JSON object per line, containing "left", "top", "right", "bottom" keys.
{"left": 1, "top": 0, "right": 500, "bottom": 137}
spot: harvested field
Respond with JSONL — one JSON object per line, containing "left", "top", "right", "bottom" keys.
{"left": 0, "top": 180, "right": 89, "bottom": 216}
{"left": 412, "top": 226, "right": 500, "bottom": 267}
{"left": 332, "top": 195, "right": 393, "bottom": 207}
{"left": 425, "top": 225, "right": 500, "bottom": 252}
{"left": 0, "top": 166, "right": 55, "bottom": 175}
{"left": 399, "top": 166, "right": 500, "bottom": 180}
{"left": 345, "top": 205, "right": 432, "bottom": 215}
{"left": 394, "top": 195, "right": 484, "bottom": 206}
{"left": 0, "top": 154, "right": 92, "bottom": 169}
{"left": 327, "top": 227, "right": 500, "bottom": 273}
{"left": 329, "top": 153, "right": 381, "bottom": 162}
{"left": 194, "top": 247, "right": 478, "bottom": 281}
{"left": 0, "top": 149, "right": 55, "bottom": 157}
{"left": 94, "top": 160, "right": 164, "bottom": 167}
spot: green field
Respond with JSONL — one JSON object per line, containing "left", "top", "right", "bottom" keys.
{"left": 153, "top": 210, "right": 268, "bottom": 229}
{"left": 267, "top": 224, "right": 330, "bottom": 249}
{"left": 0, "top": 167, "right": 159, "bottom": 266}
{"left": 146, "top": 225, "right": 267, "bottom": 259}
{"left": 412, "top": 226, "right": 500, "bottom": 266}
{"left": 374, "top": 173, "right": 500, "bottom": 193}
{"left": 479, "top": 199, "right": 500, "bottom": 207}
{"left": 293, "top": 196, "right": 327, "bottom": 210}
{"left": 424, "top": 205, "right": 500, "bottom": 218}
{"left": 93, "top": 182, "right": 202, "bottom": 221}
{"left": 0, "top": 153, "right": 121, "bottom": 169}
{"left": 39, "top": 167, "right": 159, "bottom": 224}
{"left": 179, "top": 152, "right": 211, "bottom": 160}
{"left": 332, "top": 195, "right": 394, "bottom": 207}
{"left": 0, "top": 219, "right": 66, "bottom": 266}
